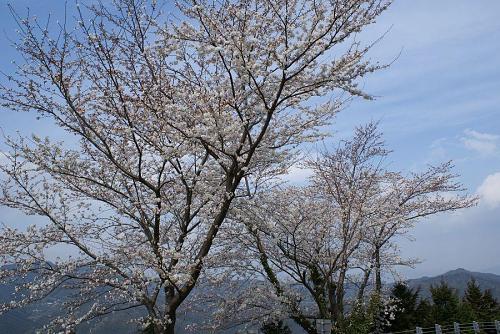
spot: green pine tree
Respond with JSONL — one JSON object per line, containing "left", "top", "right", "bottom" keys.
{"left": 460, "top": 278, "right": 482, "bottom": 322}
{"left": 462, "top": 278, "right": 500, "bottom": 322}
{"left": 457, "top": 300, "right": 475, "bottom": 323}
{"left": 344, "top": 293, "right": 384, "bottom": 334}
{"left": 415, "top": 299, "right": 432, "bottom": 328}
{"left": 463, "top": 279, "right": 483, "bottom": 315}
{"left": 260, "top": 320, "right": 292, "bottom": 334}
{"left": 480, "top": 289, "right": 499, "bottom": 321}
{"left": 386, "top": 282, "right": 420, "bottom": 331}
{"left": 429, "top": 281, "right": 460, "bottom": 324}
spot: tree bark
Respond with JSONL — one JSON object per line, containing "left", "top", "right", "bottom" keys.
{"left": 374, "top": 246, "right": 382, "bottom": 294}
{"left": 356, "top": 265, "right": 373, "bottom": 303}
{"left": 164, "top": 312, "right": 176, "bottom": 334}
{"left": 252, "top": 229, "right": 317, "bottom": 334}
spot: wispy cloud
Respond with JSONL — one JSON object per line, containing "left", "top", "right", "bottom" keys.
{"left": 461, "top": 129, "right": 499, "bottom": 155}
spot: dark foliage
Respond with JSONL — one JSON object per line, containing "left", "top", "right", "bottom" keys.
{"left": 260, "top": 320, "right": 292, "bottom": 334}
{"left": 385, "top": 279, "right": 500, "bottom": 332}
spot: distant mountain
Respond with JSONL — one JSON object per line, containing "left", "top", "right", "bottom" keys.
{"left": 481, "top": 265, "right": 500, "bottom": 276}
{"left": 0, "top": 269, "right": 142, "bottom": 334}
{"left": 0, "top": 273, "right": 256, "bottom": 334}
{"left": 407, "top": 268, "right": 500, "bottom": 300}
{"left": 2, "top": 268, "right": 500, "bottom": 333}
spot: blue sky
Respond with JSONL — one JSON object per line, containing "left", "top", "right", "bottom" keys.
{"left": 335, "top": 0, "right": 500, "bottom": 278}
{"left": 1, "top": 0, "right": 499, "bottom": 279}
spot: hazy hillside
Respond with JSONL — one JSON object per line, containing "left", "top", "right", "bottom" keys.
{"left": 407, "top": 268, "right": 500, "bottom": 300}
{"left": 2, "top": 268, "right": 500, "bottom": 333}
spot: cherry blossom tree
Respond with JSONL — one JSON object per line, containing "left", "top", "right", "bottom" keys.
{"left": 223, "top": 123, "right": 475, "bottom": 333}
{"left": 0, "top": 0, "right": 392, "bottom": 332}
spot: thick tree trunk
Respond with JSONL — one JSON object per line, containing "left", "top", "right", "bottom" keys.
{"left": 164, "top": 315, "right": 176, "bottom": 334}
{"left": 356, "top": 266, "right": 373, "bottom": 303}
{"left": 372, "top": 246, "right": 384, "bottom": 334}
{"left": 291, "top": 315, "right": 318, "bottom": 334}
{"left": 333, "top": 264, "right": 347, "bottom": 326}
{"left": 374, "top": 246, "right": 382, "bottom": 294}
{"left": 151, "top": 314, "right": 176, "bottom": 334}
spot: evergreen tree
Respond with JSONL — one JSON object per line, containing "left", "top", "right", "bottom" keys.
{"left": 415, "top": 299, "right": 433, "bottom": 328}
{"left": 345, "top": 303, "right": 373, "bottom": 334}
{"left": 345, "top": 293, "right": 387, "bottom": 334}
{"left": 457, "top": 300, "right": 475, "bottom": 323}
{"left": 429, "top": 281, "right": 460, "bottom": 324}
{"left": 463, "top": 279, "right": 483, "bottom": 316}
{"left": 480, "top": 289, "right": 499, "bottom": 321}
{"left": 462, "top": 278, "right": 500, "bottom": 322}
{"left": 369, "top": 293, "right": 386, "bottom": 334}
{"left": 386, "top": 282, "right": 420, "bottom": 331}
{"left": 260, "top": 320, "right": 292, "bottom": 334}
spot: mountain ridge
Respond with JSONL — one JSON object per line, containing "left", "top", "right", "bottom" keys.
{"left": 407, "top": 268, "right": 500, "bottom": 300}
{"left": 1, "top": 267, "right": 500, "bottom": 333}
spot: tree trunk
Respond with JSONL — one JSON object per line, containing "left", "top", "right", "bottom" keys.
{"left": 374, "top": 246, "right": 382, "bottom": 294}
{"left": 372, "top": 246, "right": 384, "bottom": 334}
{"left": 291, "top": 315, "right": 318, "bottom": 334}
{"left": 334, "top": 263, "right": 347, "bottom": 326}
{"left": 253, "top": 229, "right": 317, "bottom": 334}
{"left": 164, "top": 315, "right": 176, "bottom": 334}
{"left": 356, "top": 265, "right": 373, "bottom": 303}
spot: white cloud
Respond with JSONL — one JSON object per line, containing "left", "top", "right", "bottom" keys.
{"left": 477, "top": 172, "right": 500, "bottom": 208}
{"left": 462, "top": 129, "right": 499, "bottom": 155}
{"left": 281, "top": 166, "right": 313, "bottom": 185}
{"left": 464, "top": 129, "right": 498, "bottom": 141}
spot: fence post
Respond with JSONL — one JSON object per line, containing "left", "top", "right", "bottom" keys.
{"left": 472, "top": 321, "right": 480, "bottom": 333}
{"left": 495, "top": 320, "right": 500, "bottom": 334}
{"left": 416, "top": 327, "right": 423, "bottom": 334}
{"left": 316, "top": 319, "right": 332, "bottom": 334}
{"left": 453, "top": 322, "right": 460, "bottom": 334}
{"left": 435, "top": 324, "right": 442, "bottom": 334}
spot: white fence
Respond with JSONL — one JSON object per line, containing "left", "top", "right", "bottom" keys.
{"left": 241, "top": 319, "right": 500, "bottom": 334}
{"left": 385, "top": 320, "right": 500, "bottom": 334}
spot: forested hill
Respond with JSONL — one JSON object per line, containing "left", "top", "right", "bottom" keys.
{"left": 407, "top": 268, "right": 500, "bottom": 300}
{"left": 2, "top": 268, "right": 500, "bottom": 333}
